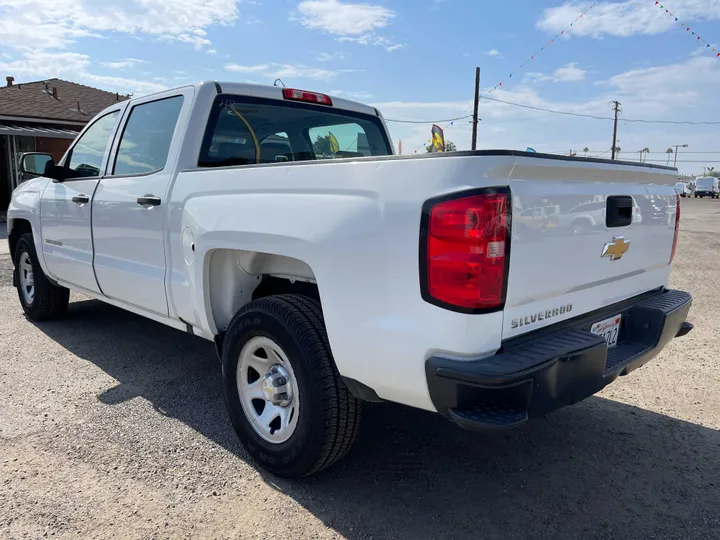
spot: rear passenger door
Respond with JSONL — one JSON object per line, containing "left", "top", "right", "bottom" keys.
{"left": 92, "top": 89, "right": 192, "bottom": 315}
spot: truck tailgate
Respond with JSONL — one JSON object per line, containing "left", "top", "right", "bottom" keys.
{"left": 503, "top": 156, "right": 678, "bottom": 339}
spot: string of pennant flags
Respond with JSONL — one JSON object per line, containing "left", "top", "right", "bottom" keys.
{"left": 654, "top": 1, "right": 719, "bottom": 56}
{"left": 486, "top": 1, "right": 598, "bottom": 95}
{"left": 414, "top": 2, "right": 597, "bottom": 153}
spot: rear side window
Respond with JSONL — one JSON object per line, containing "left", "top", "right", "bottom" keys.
{"left": 198, "top": 95, "right": 392, "bottom": 168}
{"left": 113, "top": 95, "right": 184, "bottom": 176}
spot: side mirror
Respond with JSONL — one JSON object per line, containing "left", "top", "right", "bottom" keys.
{"left": 19, "top": 152, "right": 54, "bottom": 177}
{"left": 19, "top": 152, "right": 69, "bottom": 182}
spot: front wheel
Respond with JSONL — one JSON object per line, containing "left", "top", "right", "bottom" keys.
{"left": 14, "top": 233, "right": 69, "bottom": 320}
{"left": 222, "top": 294, "right": 362, "bottom": 478}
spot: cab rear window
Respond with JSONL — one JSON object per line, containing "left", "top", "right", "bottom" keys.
{"left": 198, "top": 95, "right": 392, "bottom": 168}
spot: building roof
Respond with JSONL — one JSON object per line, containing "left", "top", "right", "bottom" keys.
{"left": 0, "top": 78, "right": 129, "bottom": 124}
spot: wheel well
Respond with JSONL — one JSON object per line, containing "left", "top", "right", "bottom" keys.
{"left": 207, "top": 249, "right": 318, "bottom": 333}
{"left": 252, "top": 276, "right": 320, "bottom": 302}
{"left": 8, "top": 219, "right": 32, "bottom": 261}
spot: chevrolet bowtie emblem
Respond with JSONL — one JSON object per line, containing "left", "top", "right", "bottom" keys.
{"left": 602, "top": 236, "right": 630, "bottom": 261}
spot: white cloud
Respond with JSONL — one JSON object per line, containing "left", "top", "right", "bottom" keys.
{"left": 225, "top": 64, "right": 272, "bottom": 74}
{"left": 296, "top": 0, "right": 394, "bottom": 35}
{"left": 100, "top": 58, "right": 148, "bottom": 69}
{"left": 330, "top": 89, "right": 373, "bottom": 100}
{"left": 0, "top": 0, "right": 238, "bottom": 51}
{"left": 537, "top": 0, "right": 720, "bottom": 38}
{"left": 525, "top": 62, "right": 587, "bottom": 83}
{"left": 317, "top": 52, "right": 348, "bottom": 62}
{"left": 486, "top": 49, "right": 502, "bottom": 57}
{"left": 554, "top": 62, "right": 586, "bottom": 82}
{"left": 295, "top": 0, "right": 400, "bottom": 51}
{"left": 338, "top": 34, "right": 402, "bottom": 51}
{"left": 226, "top": 63, "right": 353, "bottom": 81}
{"left": 0, "top": 51, "right": 166, "bottom": 95}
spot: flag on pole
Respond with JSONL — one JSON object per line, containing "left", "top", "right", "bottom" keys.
{"left": 328, "top": 132, "right": 340, "bottom": 154}
{"left": 430, "top": 124, "right": 445, "bottom": 152}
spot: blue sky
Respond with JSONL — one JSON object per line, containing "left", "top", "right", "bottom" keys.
{"left": 1, "top": 0, "right": 719, "bottom": 173}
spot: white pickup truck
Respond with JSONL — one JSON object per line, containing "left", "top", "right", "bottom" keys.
{"left": 8, "top": 82, "right": 693, "bottom": 477}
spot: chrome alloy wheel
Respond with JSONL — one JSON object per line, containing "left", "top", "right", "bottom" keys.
{"left": 236, "top": 336, "right": 300, "bottom": 444}
{"left": 19, "top": 252, "right": 35, "bottom": 305}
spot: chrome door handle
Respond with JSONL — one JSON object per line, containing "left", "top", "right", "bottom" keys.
{"left": 137, "top": 195, "right": 161, "bottom": 207}
{"left": 71, "top": 194, "right": 89, "bottom": 205}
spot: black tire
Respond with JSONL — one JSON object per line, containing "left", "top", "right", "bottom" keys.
{"left": 14, "top": 233, "right": 69, "bottom": 321}
{"left": 222, "top": 294, "right": 362, "bottom": 478}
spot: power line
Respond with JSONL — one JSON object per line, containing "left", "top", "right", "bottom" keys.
{"left": 480, "top": 95, "right": 720, "bottom": 125}
{"left": 387, "top": 95, "right": 720, "bottom": 125}
{"left": 385, "top": 114, "right": 472, "bottom": 124}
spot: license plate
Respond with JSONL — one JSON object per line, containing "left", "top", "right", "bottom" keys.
{"left": 590, "top": 314, "right": 622, "bottom": 348}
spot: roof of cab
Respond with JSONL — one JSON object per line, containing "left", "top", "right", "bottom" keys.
{"left": 209, "top": 81, "right": 380, "bottom": 118}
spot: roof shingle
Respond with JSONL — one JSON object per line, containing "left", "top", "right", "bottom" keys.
{"left": 0, "top": 78, "right": 129, "bottom": 123}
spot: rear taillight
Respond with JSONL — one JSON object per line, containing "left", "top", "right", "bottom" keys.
{"left": 282, "top": 88, "right": 333, "bottom": 106}
{"left": 670, "top": 193, "right": 680, "bottom": 264}
{"left": 421, "top": 189, "right": 510, "bottom": 312}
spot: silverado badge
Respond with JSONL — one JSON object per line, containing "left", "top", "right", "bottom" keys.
{"left": 601, "top": 236, "right": 630, "bottom": 261}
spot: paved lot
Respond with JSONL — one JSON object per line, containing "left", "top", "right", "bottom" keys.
{"left": 1, "top": 198, "right": 718, "bottom": 540}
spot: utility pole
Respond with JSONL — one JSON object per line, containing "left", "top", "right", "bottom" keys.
{"left": 471, "top": 67, "right": 480, "bottom": 151}
{"left": 673, "top": 144, "right": 688, "bottom": 168}
{"left": 611, "top": 100, "right": 621, "bottom": 160}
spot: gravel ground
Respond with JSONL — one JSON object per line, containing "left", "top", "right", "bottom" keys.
{"left": 0, "top": 198, "right": 718, "bottom": 540}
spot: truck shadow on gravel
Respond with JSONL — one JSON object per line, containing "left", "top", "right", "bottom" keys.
{"left": 34, "top": 298, "right": 720, "bottom": 540}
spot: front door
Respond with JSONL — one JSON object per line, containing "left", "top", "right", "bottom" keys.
{"left": 40, "top": 110, "right": 121, "bottom": 292}
{"left": 92, "top": 92, "right": 188, "bottom": 315}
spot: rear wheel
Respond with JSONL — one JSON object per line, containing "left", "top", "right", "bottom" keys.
{"left": 222, "top": 294, "right": 362, "bottom": 478}
{"left": 14, "top": 233, "right": 69, "bottom": 320}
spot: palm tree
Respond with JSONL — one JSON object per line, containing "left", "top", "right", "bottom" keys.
{"left": 642, "top": 147, "right": 650, "bottom": 163}
{"left": 666, "top": 147, "right": 674, "bottom": 166}
{"left": 583, "top": 147, "right": 589, "bottom": 156}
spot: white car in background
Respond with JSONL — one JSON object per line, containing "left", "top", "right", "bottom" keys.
{"left": 674, "top": 182, "right": 690, "bottom": 198}
{"left": 694, "top": 177, "right": 719, "bottom": 199}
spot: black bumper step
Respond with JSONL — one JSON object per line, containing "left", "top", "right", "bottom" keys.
{"left": 449, "top": 405, "right": 528, "bottom": 431}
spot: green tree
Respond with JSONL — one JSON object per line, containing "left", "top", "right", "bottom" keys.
{"left": 583, "top": 147, "right": 589, "bottom": 156}
{"left": 426, "top": 140, "right": 457, "bottom": 153}
{"left": 313, "top": 134, "right": 332, "bottom": 156}
{"left": 665, "top": 147, "right": 674, "bottom": 166}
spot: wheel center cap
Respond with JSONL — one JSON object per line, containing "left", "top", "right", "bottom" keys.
{"left": 261, "top": 378, "right": 275, "bottom": 401}
{"left": 261, "top": 365, "right": 293, "bottom": 407}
